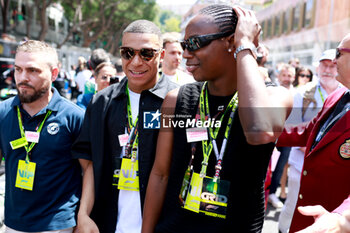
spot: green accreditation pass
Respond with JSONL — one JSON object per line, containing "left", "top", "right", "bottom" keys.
{"left": 15, "top": 160, "right": 36, "bottom": 191}
{"left": 182, "top": 172, "right": 230, "bottom": 219}
{"left": 113, "top": 158, "right": 139, "bottom": 191}
{"left": 10, "top": 137, "right": 28, "bottom": 150}
{"left": 179, "top": 167, "right": 193, "bottom": 205}
{"left": 199, "top": 177, "right": 230, "bottom": 219}
{"left": 184, "top": 172, "right": 203, "bottom": 213}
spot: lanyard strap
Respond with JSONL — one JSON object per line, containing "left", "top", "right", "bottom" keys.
{"left": 17, "top": 106, "right": 52, "bottom": 162}
{"left": 212, "top": 110, "right": 235, "bottom": 182}
{"left": 125, "top": 83, "right": 139, "bottom": 161}
{"left": 126, "top": 83, "right": 139, "bottom": 130}
{"left": 318, "top": 86, "right": 325, "bottom": 103}
{"left": 199, "top": 82, "right": 238, "bottom": 178}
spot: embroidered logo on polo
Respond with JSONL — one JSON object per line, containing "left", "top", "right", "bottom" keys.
{"left": 143, "top": 110, "right": 161, "bottom": 129}
{"left": 339, "top": 139, "right": 350, "bottom": 159}
{"left": 47, "top": 123, "right": 59, "bottom": 135}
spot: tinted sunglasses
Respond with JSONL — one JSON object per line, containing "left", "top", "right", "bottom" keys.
{"left": 336, "top": 47, "right": 350, "bottom": 59}
{"left": 180, "top": 31, "right": 234, "bottom": 52}
{"left": 298, "top": 74, "right": 312, "bottom": 78}
{"left": 120, "top": 47, "right": 160, "bottom": 61}
{"left": 100, "top": 75, "right": 114, "bottom": 81}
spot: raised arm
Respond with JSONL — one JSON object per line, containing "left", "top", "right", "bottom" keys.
{"left": 141, "top": 88, "right": 179, "bottom": 233}
{"left": 233, "top": 6, "right": 293, "bottom": 145}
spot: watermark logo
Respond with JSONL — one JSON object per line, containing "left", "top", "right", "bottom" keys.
{"left": 143, "top": 109, "right": 221, "bottom": 130}
{"left": 143, "top": 110, "right": 161, "bottom": 129}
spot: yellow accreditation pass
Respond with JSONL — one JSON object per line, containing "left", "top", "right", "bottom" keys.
{"left": 10, "top": 137, "right": 28, "bottom": 150}
{"left": 15, "top": 160, "right": 36, "bottom": 191}
{"left": 118, "top": 158, "right": 139, "bottom": 191}
{"left": 184, "top": 172, "right": 203, "bottom": 213}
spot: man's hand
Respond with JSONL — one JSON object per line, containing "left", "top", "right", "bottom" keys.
{"left": 339, "top": 210, "right": 350, "bottom": 233}
{"left": 232, "top": 6, "right": 261, "bottom": 48}
{"left": 296, "top": 205, "right": 341, "bottom": 233}
{"left": 74, "top": 213, "right": 99, "bottom": 233}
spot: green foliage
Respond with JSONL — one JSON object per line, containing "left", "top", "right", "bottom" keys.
{"left": 61, "top": 0, "right": 157, "bottom": 48}
{"left": 164, "top": 17, "right": 181, "bottom": 32}
{"left": 155, "top": 8, "right": 182, "bottom": 33}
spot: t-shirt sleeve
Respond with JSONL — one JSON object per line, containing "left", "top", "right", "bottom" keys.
{"left": 71, "top": 103, "right": 93, "bottom": 161}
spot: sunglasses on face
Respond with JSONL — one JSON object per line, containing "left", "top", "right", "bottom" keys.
{"left": 336, "top": 47, "right": 350, "bottom": 59}
{"left": 100, "top": 75, "right": 112, "bottom": 80}
{"left": 180, "top": 31, "right": 234, "bottom": 52}
{"left": 100, "top": 75, "right": 119, "bottom": 84}
{"left": 120, "top": 47, "right": 160, "bottom": 61}
{"left": 298, "top": 74, "right": 312, "bottom": 78}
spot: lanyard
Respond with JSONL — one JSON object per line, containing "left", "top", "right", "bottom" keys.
{"left": 312, "top": 94, "right": 350, "bottom": 150}
{"left": 318, "top": 86, "right": 325, "bottom": 103}
{"left": 126, "top": 83, "right": 138, "bottom": 130}
{"left": 125, "top": 84, "right": 139, "bottom": 161}
{"left": 17, "top": 106, "right": 52, "bottom": 162}
{"left": 199, "top": 82, "right": 238, "bottom": 180}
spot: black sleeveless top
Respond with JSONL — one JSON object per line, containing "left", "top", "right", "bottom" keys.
{"left": 155, "top": 82, "right": 275, "bottom": 233}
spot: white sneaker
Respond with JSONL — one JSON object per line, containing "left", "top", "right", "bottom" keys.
{"left": 268, "top": 193, "right": 284, "bottom": 208}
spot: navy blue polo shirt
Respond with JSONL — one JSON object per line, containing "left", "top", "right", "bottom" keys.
{"left": 0, "top": 88, "right": 84, "bottom": 231}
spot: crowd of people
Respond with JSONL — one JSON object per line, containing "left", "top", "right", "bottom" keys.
{"left": 0, "top": 3, "right": 350, "bottom": 233}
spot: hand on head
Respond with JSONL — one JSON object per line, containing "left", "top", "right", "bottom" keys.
{"left": 232, "top": 6, "right": 261, "bottom": 48}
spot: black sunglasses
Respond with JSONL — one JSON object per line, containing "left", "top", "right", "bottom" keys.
{"left": 100, "top": 75, "right": 118, "bottom": 81}
{"left": 298, "top": 74, "right": 312, "bottom": 78}
{"left": 120, "top": 47, "right": 160, "bottom": 61}
{"left": 180, "top": 31, "right": 234, "bottom": 52}
{"left": 336, "top": 47, "right": 350, "bottom": 59}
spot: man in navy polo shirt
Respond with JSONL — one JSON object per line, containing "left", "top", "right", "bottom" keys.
{"left": 0, "top": 40, "right": 84, "bottom": 232}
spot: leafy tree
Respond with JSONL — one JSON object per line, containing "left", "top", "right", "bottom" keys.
{"left": 24, "top": 0, "right": 33, "bottom": 39}
{"left": 0, "top": 0, "right": 10, "bottom": 35}
{"left": 60, "top": 0, "right": 157, "bottom": 52}
{"left": 155, "top": 8, "right": 181, "bottom": 33}
{"left": 164, "top": 17, "right": 180, "bottom": 32}
{"left": 34, "top": 0, "right": 59, "bottom": 41}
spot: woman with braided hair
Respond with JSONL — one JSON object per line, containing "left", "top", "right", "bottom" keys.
{"left": 142, "top": 4, "right": 292, "bottom": 233}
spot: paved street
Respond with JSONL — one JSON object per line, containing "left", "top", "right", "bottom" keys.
{"left": 263, "top": 188, "right": 285, "bottom": 233}
{"left": 263, "top": 202, "right": 281, "bottom": 233}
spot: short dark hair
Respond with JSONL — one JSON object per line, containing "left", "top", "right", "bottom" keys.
{"left": 90, "top": 48, "right": 110, "bottom": 70}
{"left": 94, "top": 62, "right": 115, "bottom": 76}
{"left": 199, "top": 4, "right": 238, "bottom": 34}
{"left": 16, "top": 40, "right": 58, "bottom": 68}
{"left": 162, "top": 32, "right": 180, "bottom": 48}
{"left": 123, "top": 20, "right": 162, "bottom": 45}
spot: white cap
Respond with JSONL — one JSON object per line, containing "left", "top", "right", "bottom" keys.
{"left": 319, "top": 49, "right": 336, "bottom": 61}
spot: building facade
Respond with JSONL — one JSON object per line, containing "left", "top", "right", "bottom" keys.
{"left": 256, "top": 0, "right": 350, "bottom": 68}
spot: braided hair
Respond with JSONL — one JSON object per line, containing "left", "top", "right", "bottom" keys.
{"left": 199, "top": 4, "right": 238, "bottom": 34}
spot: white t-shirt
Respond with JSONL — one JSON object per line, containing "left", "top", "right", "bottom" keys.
{"left": 116, "top": 88, "right": 142, "bottom": 233}
{"left": 75, "top": 69, "right": 92, "bottom": 93}
{"left": 163, "top": 69, "right": 195, "bottom": 86}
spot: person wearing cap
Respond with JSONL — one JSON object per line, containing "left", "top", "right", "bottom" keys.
{"left": 277, "top": 49, "right": 340, "bottom": 233}
{"left": 277, "top": 35, "right": 350, "bottom": 232}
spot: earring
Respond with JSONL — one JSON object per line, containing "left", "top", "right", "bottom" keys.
{"left": 228, "top": 48, "right": 232, "bottom": 53}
